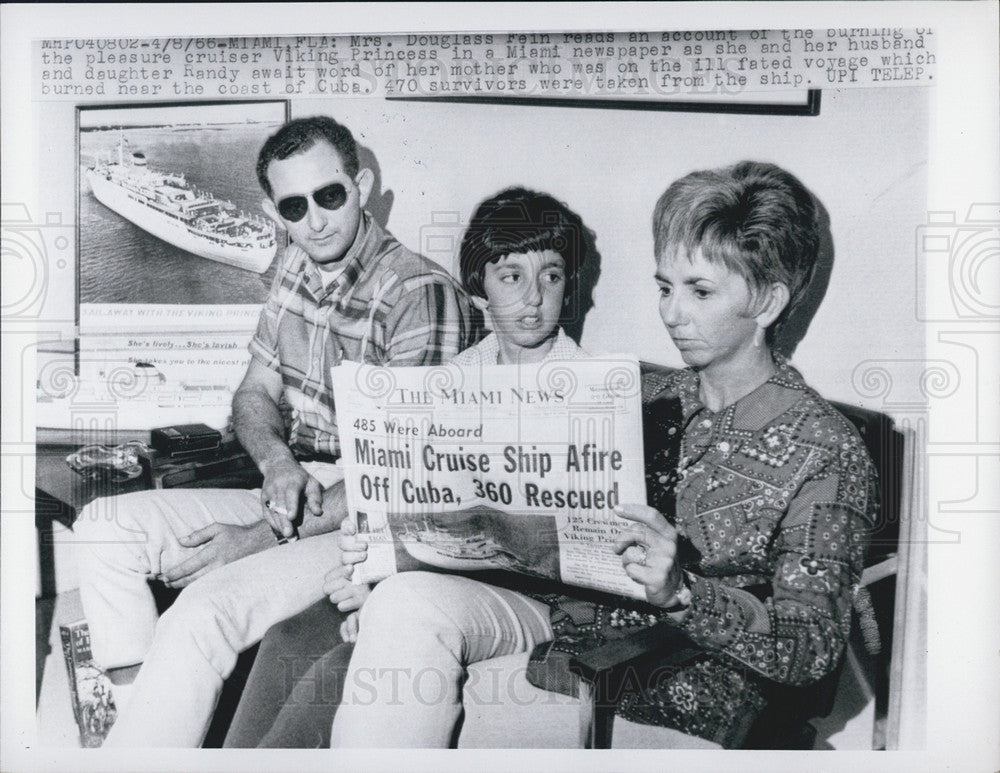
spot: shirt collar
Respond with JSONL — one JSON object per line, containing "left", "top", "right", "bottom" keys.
{"left": 674, "top": 354, "right": 806, "bottom": 420}
{"left": 299, "top": 211, "right": 379, "bottom": 303}
{"left": 547, "top": 328, "right": 584, "bottom": 360}
{"left": 478, "top": 328, "right": 581, "bottom": 364}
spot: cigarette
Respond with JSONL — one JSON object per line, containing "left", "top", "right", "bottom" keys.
{"left": 264, "top": 499, "right": 291, "bottom": 516}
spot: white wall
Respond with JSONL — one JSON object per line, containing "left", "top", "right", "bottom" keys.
{"left": 299, "top": 87, "right": 928, "bottom": 410}
{"left": 35, "top": 86, "right": 928, "bottom": 416}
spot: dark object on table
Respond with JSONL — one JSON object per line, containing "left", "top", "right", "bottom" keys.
{"left": 142, "top": 441, "right": 262, "bottom": 490}
{"left": 151, "top": 423, "right": 222, "bottom": 457}
{"left": 65, "top": 442, "right": 147, "bottom": 482}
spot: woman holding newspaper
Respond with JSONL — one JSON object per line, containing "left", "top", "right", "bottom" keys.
{"left": 261, "top": 165, "right": 879, "bottom": 748}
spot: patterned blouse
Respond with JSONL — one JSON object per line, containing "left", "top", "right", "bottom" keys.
{"left": 527, "top": 358, "right": 879, "bottom": 747}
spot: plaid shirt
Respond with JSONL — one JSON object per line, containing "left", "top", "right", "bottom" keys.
{"left": 450, "top": 328, "right": 584, "bottom": 365}
{"left": 249, "top": 212, "right": 476, "bottom": 456}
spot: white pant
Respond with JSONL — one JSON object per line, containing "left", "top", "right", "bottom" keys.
{"left": 74, "top": 466, "right": 342, "bottom": 747}
{"left": 331, "top": 571, "right": 554, "bottom": 748}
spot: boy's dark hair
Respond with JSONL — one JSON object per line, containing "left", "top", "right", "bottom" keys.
{"left": 256, "top": 116, "right": 360, "bottom": 198}
{"left": 652, "top": 160, "right": 820, "bottom": 345}
{"left": 459, "top": 187, "right": 586, "bottom": 302}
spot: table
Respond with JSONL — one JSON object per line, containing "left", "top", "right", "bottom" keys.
{"left": 35, "top": 445, "right": 150, "bottom": 597}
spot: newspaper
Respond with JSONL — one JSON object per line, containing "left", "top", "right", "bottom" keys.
{"left": 331, "top": 358, "right": 648, "bottom": 598}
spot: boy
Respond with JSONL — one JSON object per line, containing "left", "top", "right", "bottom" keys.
{"left": 451, "top": 186, "right": 587, "bottom": 365}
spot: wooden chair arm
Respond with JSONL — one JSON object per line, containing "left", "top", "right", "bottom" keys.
{"left": 565, "top": 620, "right": 834, "bottom": 750}
{"left": 567, "top": 622, "right": 701, "bottom": 748}
{"left": 568, "top": 622, "right": 698, "bottom": 683}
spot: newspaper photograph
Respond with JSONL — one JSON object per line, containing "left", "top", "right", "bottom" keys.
{"left": 332, "top": 359, "right": 647, "bottom": 597}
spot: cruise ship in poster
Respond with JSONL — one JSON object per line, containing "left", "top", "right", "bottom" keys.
{"left": 86, "top": 135, "right": 277, "bottom": 273}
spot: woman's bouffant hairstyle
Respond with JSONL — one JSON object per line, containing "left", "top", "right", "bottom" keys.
{"left": 459, "top": 187, "right": 586, "bottom": 304}
{"left": 652, "top": 161, "right": 820, "bottom": 344}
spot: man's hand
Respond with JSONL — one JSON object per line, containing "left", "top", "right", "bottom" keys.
{"left": 233, "top": 360, "right": 322, "bottom": 537}
{"left": 160, "top": 521, "right": 271, "bottom": 588}
{"left": 259, "top": 457, "right": 323, "bottom": 537}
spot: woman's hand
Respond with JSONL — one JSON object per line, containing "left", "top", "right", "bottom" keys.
{"left": 613, "top": 503, "right": 685, "bottom": 608}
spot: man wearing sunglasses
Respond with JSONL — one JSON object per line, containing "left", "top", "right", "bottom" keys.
{"left": 76, "top": 115, "right": 476, "bottom": 746}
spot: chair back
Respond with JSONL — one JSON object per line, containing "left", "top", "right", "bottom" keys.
{"left": 746, "top": 402, "right": 907, "bottom": 748}
{"left": 829, "top": 401, "right": 905, "bottom": 566}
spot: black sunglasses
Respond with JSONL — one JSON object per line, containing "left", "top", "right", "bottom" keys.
{"left": 277, "top": 182, "right": 349, "bottom": 222}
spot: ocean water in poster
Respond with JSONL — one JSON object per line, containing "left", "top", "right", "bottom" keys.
{"left": 79, "top": 122, "right": 282, "bottom": 306}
